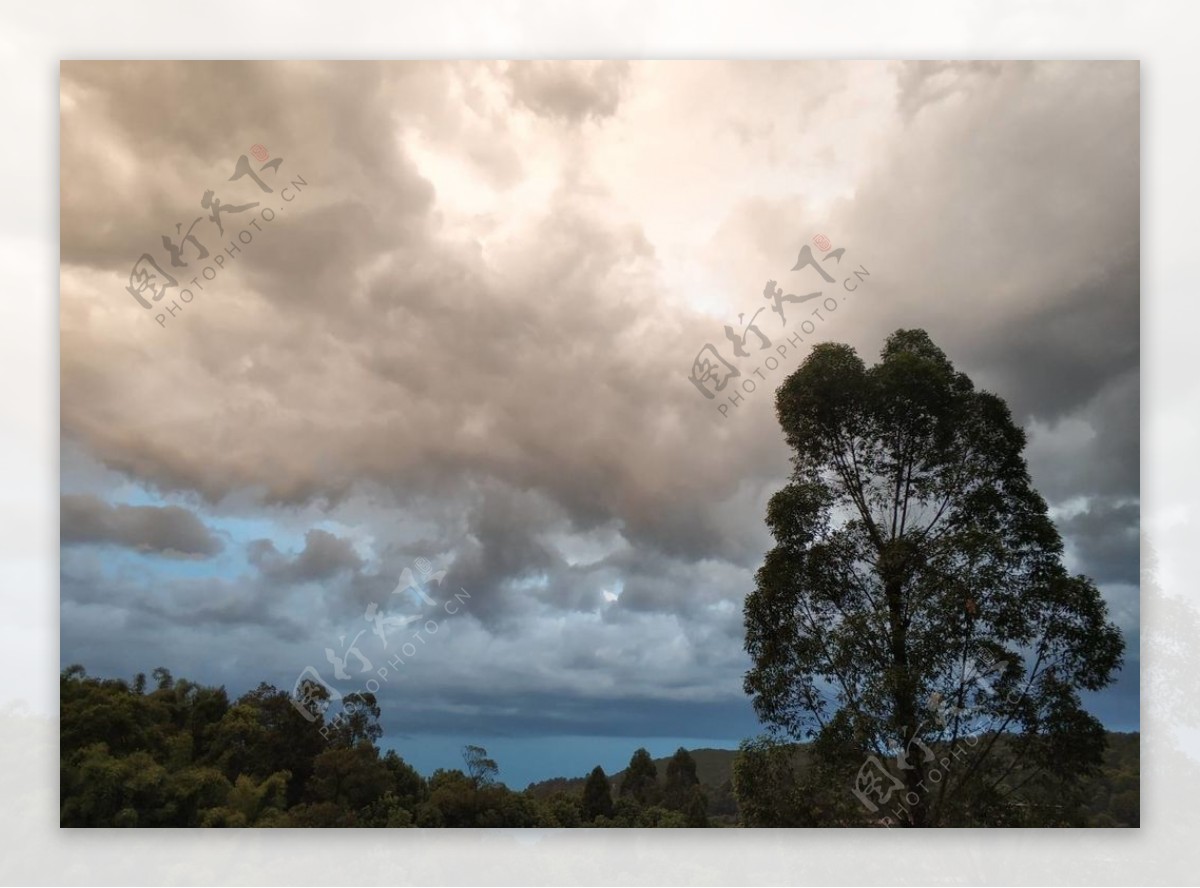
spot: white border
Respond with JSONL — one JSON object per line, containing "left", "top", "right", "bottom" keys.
{"left": 4, "top": 1, "right": 1191, "bottom": 884}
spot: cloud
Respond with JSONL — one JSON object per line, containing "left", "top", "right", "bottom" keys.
{"left": 1061, "top": 499, "right": 1141, "bottom": 588}
{"left": 60, "top": 494, "right": 222, "bottom": 557}
{"left": 59, "top": 61, "right": 1140, "bottom": 745}
{"left": 248, "top": 528, "right": 363, "bottom": 583}
{"left": 506, "top": 61, "right": 629, "bottom": 123}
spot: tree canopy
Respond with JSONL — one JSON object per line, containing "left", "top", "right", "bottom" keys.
{"left": 581, "top": 766, "right": 614, "bottom": 821}
{"left": 60, "top": 662, "right": 1135, "bottom": 827}
{"left": 743, "top": 329, "right": 1125, "bottom": 826}
{"left": 619, "top": 747, "right": 658, "bottom": 805}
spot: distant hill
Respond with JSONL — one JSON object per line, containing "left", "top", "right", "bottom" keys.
{"left": 526, "top": 748, "right": 737, "bottom": 795}
{"left": 524, "top": 747, "right": 746, "bottom": 824}
{"left": 528, "top": 744, "right": 810, "bottom": 796}
{"left": 525, "top": 748, "right": 737, "bottom": 797}
{"left": 526, "top": 733, "right": 1140, "bottom": 827}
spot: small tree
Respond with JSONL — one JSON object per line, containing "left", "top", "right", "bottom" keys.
{"left": 663, "top": 748, "right": 699, "bottom": 810}
{"left": 684, "top": 786, "right": 710, "bottom": 827}
{"left": 581, "top": 765, "right": 614, "bottom": 821}
{"left": 327, "top": 692, "right": 383, "bottom": 748}
{"left": 619, "top": 747, "right": 658, "bottom": 805}
{"left": 462, "top": 745, "right": 499, "bottom": 788}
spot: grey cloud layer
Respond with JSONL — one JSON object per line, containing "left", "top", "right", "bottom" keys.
{"left": 61, "top": 494, "right": 222, "bottom": 557}
{"left": 249, "top": 529, "right": 364, "bottom": 583}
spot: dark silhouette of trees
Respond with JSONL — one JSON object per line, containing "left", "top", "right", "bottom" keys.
{"left": 581, "top": 765, "right": 614, "bottom": 821}
{"left": 663, "top": 747, "right": 700, "bottom": 810}
{"left": 685, "top": 786, "right": 710, "bottom": 827}
{"left": 619, "top": 747, "right": 658, "bottom": 804}
{"left": 743, "top": 330, "right": 1125, "bottom": 826}
{"left": 61, "top": 660, "right": 1135, "bottom": 825}
{"left": 463, "top": 744, "right": 499, "bottom": 788}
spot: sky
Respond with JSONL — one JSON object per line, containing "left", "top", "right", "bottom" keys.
{"left": 59, "top": 60, "right": 1139, "bottom": 789}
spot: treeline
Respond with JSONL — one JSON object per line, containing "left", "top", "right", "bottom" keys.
{"left": 59, "top": 666, "right": 711, "bottom": 827}
{"left": 1081, "top": 731, "right": 1140, "bottom": 827}
{"left": 60, "top": 666, "right": 1138, "bottom": 827}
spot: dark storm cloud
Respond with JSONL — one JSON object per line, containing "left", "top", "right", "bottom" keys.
{"left": 248, "top": 528, "right": 363, "bottom": 583}
{"left": 61, "top": 494, "right": 222, "bottom": 557}
{"left": 1026, "top": 367, "right": 1140, "bottom": 504}
{"left": 801, "top": 62, "right": 1140, "bottom": 562}
{"left": 438, "top": 483, "right": 569, "bottom": 625}
{"left": 688, "top": 61, "right": 1138, "bottom": 531}
{"left": 1061, "top": 499, "right": 1141, "bottom": 587}
{"left": 376, "top": 690, "right": 759, "bottom": 742}
{"left": 969, "top": 262, "right": 1139, "bottom": 426}
{"left": 60, "top": 554, "right": 308, "bottom": 641}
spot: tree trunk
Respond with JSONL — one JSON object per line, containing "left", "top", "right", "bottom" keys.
{"left": 886, "top": 575, "right": 927, "bottom": 827}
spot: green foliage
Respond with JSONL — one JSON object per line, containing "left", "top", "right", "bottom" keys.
{"left": 1080, "top": 731, "right": 1140, "bottom": 827}
{"left": 685, "top": 787, "right": 710, "bottom": 827}
{"left": 536, "top": 791, "right": 584, "bottom": 827}
{"left": 61, "top": 665, "right": 406, "bottom": 827}
{"left": 200, "top": 771, "right": 291, "bottom": 827}
{"left": 744, "top": 330, "right": 1126, "bottom": 826}
{"left": 618, "top": 747, "right": 658, "bottom": 804}
{"left": 463, "top": 744, "right": 500, "bottom": 787}
{"left": 581, "top": 765, "right": 614, "bottom": 822}
{"left": 733, "top": 734, "right": 873, "bottom": 826}
{"left": 663, "top": 747, "right": 700, "bottom": 810}
{"left": 308, "top": 743, "right": 391, "bottom": 811}
{"left": 325, "top": 692, "right": 383, "bottom": 748}
{"left": 60, "top": 664, "right": 1137, "bottom": 828}
{"left": 732, "top": 736, "right": 813, "bottom": 827}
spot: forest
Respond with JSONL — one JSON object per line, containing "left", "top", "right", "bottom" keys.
{"left": 59, "top": 665, "right": 1138, "bottom": 827}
